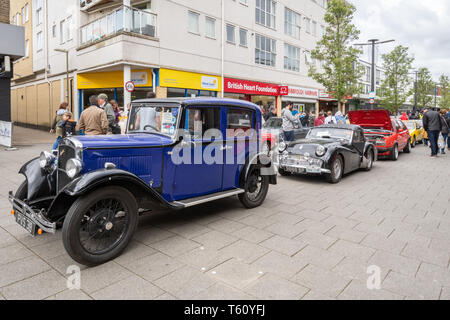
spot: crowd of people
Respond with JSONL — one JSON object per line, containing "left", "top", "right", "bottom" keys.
{"left": 422, "top": 108, "right": 450, "bottom": 157}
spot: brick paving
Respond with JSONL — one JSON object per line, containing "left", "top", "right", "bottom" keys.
{"left": 0, "top": 128, "right": 449, "bottom": 300}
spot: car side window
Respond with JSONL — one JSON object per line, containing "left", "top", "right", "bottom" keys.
{"left": 353, "top": 130, "right": 364, "bottom": 143}
{"left": 227, "top": 109, "right": 254, "bottom": 138}
{"left": 183, "top": 108, "right": 220, "bottom": 140}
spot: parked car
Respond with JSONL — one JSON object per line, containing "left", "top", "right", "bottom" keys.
{"left": 8, "top": 98, "right": 277, "bottom": 266}
{"left": 403, "top": 120, "right": 424, "bottom": 147}
{"left": 278, "top": 124, "right": 377, "bottom": 183}
{"left": 348, "top": 110, "right": 411, "bottom": 160}
{"left": 261, "top": 117, "right": 310, "bottom": 154}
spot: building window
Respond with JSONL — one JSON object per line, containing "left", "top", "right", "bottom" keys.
{"left": 25, "top": 40, "right": 29, "bottom": 57}
{"left": 312, "top": 21, "right": 317, "bottom": 36}
{"left": 36, "top": 0, "right": 43, "bottom": 26}
{"left": 239, "top": 28, "right": 248, "bottom": 47}
{"left": 66, "top": 16, "right": 73, "bottom": 41}
{"left": 365, "top": 66, "right": 371, "bottom": 82}
{"left": 305, "top": 17, "right": 311, "bottom": 34}
{"left": 226, "top": 24, "right": 235, "bottom": 44}
{"left": 284, "top": 8, "right": 301, "bottom": 40}
{"left": 60, "top": 20, "right": 66, "bottom": 44}
{"left": 36, "top": 31, "right": 43, "bottom": 51}
{"left": 205, "top": 16, "right": 216, "bottom": 38}
{"left": 284, "top": 43, "right": 300, "bottom": 72}
{"left": 304, "top": 50, "right": 312, "bottom": 65}
{"left": 52, "top": 25, "right": 57, "bottom": 38}
{"left": 22, "top": 7, "right": 25, "bottom": 24}
{"left": 256, "top": 0, "right": 276, "bottom": 29}
{"left": 320, "top": 25, "right": 325, "bottom": 37}
{"left": 12, "top": 15, "right": 16, "bottom": 25}
{"left": 25, "top": 3, "right": 29, "bottom": 22}
{"left": 239, "top": 0, "right": 249, "bottom": 5}
{"left": 188, "top": 11, "right": 200, "bottom": 34}
{"left": 255, "top": 34, "right": 276, "bottom": 67}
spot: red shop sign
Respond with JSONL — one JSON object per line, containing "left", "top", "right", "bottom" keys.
{"left": 279, "top": 86, "right": 289, "bottom": 96}
{"left": 224, "top": 78, "right": 279, "bottom": 96}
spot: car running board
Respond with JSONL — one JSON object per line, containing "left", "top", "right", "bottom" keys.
{"left": 171, "top": 189, "right": 245, "bottom": 208}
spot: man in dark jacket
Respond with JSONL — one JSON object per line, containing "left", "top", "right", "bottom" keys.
{"left": 440, "top": 110, "right": 449, "bottom": 154}
{"left": 423, "top": 108, "right": 442, "bottom": 157}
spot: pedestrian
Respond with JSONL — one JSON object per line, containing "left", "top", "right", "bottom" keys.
{"left": 292, "top": 107, "right": 299, "bottom": 117}
{"left": 58, "top": 111, "right": 77, "bottom": 138}
{"left": 324, "top": 111, "right": 337, "bottom": 124}
{"left": 50, "top": 102, "right": 69, "bottom": 150}
{"left": 423, "top": 108, "right": 442, "bottom": 157}
{"left": 110, "top": 100, "right": 121, "bottom": 124}
{"left": 308, "top": 111, "right": 315, "bottom": 127}
{"left": 301, "top": 112, "right": 309, "bottom": 127}
{"left": 400, "top": 112, "right": 409, "bottom": 121}
{"left": 314, "top": 112, "right": 326, "bottom": 127}
{"left": 97, "top": 93, "right": 116, "bottom": 134}
{"left": 263, "top": 105, "right": 277, "bottom": 121}
{"left": 439, "top": 109, "right": 449, "bottom": 154}
{"left": 335, "top": 111, "right": 346, "bottom": 124}
{"left": 77, "top": 95, "right": 108, "bottom": 135}
{"left": 281, "top": 102, "right": 299, "bottom": 142}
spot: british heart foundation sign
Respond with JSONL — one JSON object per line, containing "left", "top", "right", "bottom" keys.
{"left": 224, "top": 78, "right": 279, "bottom": 96}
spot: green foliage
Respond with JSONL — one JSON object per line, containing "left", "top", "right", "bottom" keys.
{"left": 308, "top": 0, "right": 363, "bottom": 104}
{"left": 379, "top": 45, "right": 414, "bottom": 112}
{"left": 438, "top": 74, "right": 450, "bottom": 110}
{"left": 416, "top": 67, "right": 435, "bottom": 109}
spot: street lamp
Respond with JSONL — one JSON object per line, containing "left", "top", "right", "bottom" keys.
{"left": 354, "top": 39, "right": 395, "bottom": 94}
{"left": 54, "top": 48, "right": 70, "bottom": 107}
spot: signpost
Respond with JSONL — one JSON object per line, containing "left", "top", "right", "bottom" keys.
{"left": 125, "top": 81, "right": 135, "bottom": 93}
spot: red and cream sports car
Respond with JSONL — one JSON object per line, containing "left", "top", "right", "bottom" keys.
{"left": 348, "top": 110, "right": 411, "bottom": 160}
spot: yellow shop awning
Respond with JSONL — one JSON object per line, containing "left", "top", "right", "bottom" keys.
{"left": 77, "top": 69, "right": 152, "bottom": 89}
{"left": 159, "top": 68, "right": 221, "bottom": 92}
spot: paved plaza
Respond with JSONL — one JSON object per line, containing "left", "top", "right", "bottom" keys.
{"left": 0, "top": 127, "right": 449, "bottom": 300}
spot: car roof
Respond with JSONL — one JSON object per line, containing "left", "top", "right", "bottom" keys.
{"left": 316, "top": 124, "right": 363, "bottom": 131}
{"left": 132, "top": 97, "right": 261, "bottom": 112}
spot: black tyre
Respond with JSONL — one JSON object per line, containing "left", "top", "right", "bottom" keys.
{"left": 325, "top": 155, "right": 343, "bottom": 184}
{"left": 390, "top": 144, "right": 399, "bottom": 161}
{"left": 239, "top": 166, "right": 270, "bottom": 209}
{"left": 403, "top": 140, "right": 411, "bottom": 153}
{"left": 411, "top": 137, "right": 416, "bottom": 148}
{"left": 62, "top": 186, "right": 138, "bottom": 266}
{"left": 15, "top": 180, "right": 28, "bottom": 200}
{"left": 364, "top": 149, "right": 374, "bottom": 171}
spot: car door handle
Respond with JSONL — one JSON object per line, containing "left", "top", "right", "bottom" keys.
{"left": 220, "top": 146, "right": 233, "bottom": 151}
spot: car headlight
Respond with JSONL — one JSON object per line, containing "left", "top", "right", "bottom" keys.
{"left": 40, "top": 151, "right": 55, "bottom": 169}
{"left": 376, "top": 139, "right": 386, "bottom": 145}
{"left": 279, "top": 142, "right": 287, "bottom": 152}
{"left": 66, "top": 158, "right": 82, "bottom": 179}
{"left": 316, "top": 145, "right": 326, "bottom": 157}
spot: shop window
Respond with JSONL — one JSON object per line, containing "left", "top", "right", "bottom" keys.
{"left": 184, "top": 108, "right": 221, "bottom": 140}
{"left": 167, "top": 88, "right": 186, "bottom": 98}
{"left": 227, "top": 109, "right": 253, "bottom": 138}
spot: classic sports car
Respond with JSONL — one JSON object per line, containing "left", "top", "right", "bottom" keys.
{"left": 403, "top": 120, "right": 424, "bottom": 147}
{"left": 278, "top": 124, "right": 377, "bottom": 183}
{"left": 8, "top": 98, "right": 277, "bottom": 266}
{"left": 348, "top": 110, "right": 411, "bottom": 160}
{"left": 261, "top": 117, "right": 310, "bottom": 154}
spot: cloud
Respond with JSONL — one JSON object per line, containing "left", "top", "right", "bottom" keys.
{"left": 351, "top": 0, "right": 450, "bottom": 81}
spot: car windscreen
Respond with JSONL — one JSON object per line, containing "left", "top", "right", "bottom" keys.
{"left": 308, "top": 128, "right": 353, "bottom": 141}
{"left": 404, "top": 122, "right": 415, "bottom": 131}
{"left": 127, "top": 104, "right": 179, "bottom": 137}
{"left": 263, "top": 118, "right": 282, "bottom": 129}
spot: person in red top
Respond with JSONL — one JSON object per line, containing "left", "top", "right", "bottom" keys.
{"left": 400, "top": 112, "right": 409, "bottom": 121}
{"left": 314, "top": 112, "right": 326, "bottom": 127}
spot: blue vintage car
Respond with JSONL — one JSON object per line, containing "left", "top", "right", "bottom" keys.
{"left": 9, "top": 98, "right": 277, "bottom": 266}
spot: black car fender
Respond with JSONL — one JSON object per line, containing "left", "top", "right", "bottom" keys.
{"left": 363, "top": 143, "right": 378, "bottom": 160}
{"left": 46, "top": 168, "right": 183, "bottom": 222}
{"left": 18, "top": 157, "right": 57, "bottom": 201}
{"left": 240, "top": 153, "right": 277, "bottom": 187}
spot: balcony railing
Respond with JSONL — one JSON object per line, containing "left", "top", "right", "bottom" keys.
{"left": 80, "top": 6, "right": 157, "bottom": 46}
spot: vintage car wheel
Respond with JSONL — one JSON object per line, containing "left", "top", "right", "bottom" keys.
{"left": 390, "top": 144, "right": 399, "bottom": 161}
{"left": 15, "top": 180, "right": 28, "bottom": 200}
{"left": 364, "top": 149, "right": 374, "bottom": 171}
{"left": 403, "top": 140, "right": 411, "bottom": 153}
{"left": 62, "top": 186, "right": 139, "bottom": 266}
{"left": 239, "top": 167, "right": 269, "bottom": 209}
{"left": 325, "top": 155, "right": 343, "bottom": 184}
{"left": 411, "top": 137, "right": 416, "bottom": 148}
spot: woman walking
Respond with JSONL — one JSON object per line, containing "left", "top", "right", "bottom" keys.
{"left": 50, "top": 102, "right": 69, "bottom": 150}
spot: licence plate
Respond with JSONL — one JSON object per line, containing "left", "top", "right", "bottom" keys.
{"left": 287, "top": 166, "right": 306, "bottom": 174}
{"left": 15, "top": 212, "right": 36, "bottom": 236}
{"left": 306, "top": 166, "right": 321, "bottom": 173}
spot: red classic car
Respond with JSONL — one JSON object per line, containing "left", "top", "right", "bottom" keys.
{"left": 348, "top": 110, "right": 411, "bottom": 160}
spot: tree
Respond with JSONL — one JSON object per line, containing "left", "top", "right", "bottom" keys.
{"left": 309, "top": 0, "right": 363, "bottom": 113}
{"left": 378, "top": 45, "right": 414, "bottom": 113}
{"left": 416, "top": 67, "right": 435, "bottom": 109}
{"left": 438, "top": 74, "right": 450, "bottom": 110}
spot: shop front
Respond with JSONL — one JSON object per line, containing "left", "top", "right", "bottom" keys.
{"left": 77, "top": 69, "right": 153, "bottom": 114}
{"left": 319, "top": 90, "right": 339, "bottom": 114}
{"left": 158, "top": 68, "right": 221, "bottom": 98}
{"left": 223, "top": 78, "right": 279, "bottom": 113}
{"left": 281, "top": 86, "right": 319, "bottom": 115}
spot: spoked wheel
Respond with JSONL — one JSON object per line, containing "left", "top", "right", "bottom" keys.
{"left": 62, "top": 186, "right": 138, "bottom": 266}
{"left": 364, "top": 149, "right": 374, "bottom": 171}
{"left": 239, "top": 166, "right": 269, "bottom": 209}
{"left": 326, "top": 155, "right": 343, "bottom": 184}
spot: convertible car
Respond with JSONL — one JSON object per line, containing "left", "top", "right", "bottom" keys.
{"left": 348, "top": 110, "right": 411, "bottom": 160}
{"left": 278, "top": 124, "right": 377, "bottom": 183}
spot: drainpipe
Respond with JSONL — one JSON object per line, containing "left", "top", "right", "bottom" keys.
{"left": 44, "top": 0, "right": 52, "bottom": 125}
{"left": 221, "top": 0, "right": 224, "bottom": 98}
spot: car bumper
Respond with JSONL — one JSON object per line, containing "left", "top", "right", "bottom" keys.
{"left": 8, "top": 191, "right": 56, "bottom": 234}
{"left": 280, "top": 163, "right": 331, "bottom": 175}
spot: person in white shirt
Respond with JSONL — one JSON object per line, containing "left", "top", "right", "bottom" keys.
{"left": 324, "top": 111, "right": 337, "bottom": 125}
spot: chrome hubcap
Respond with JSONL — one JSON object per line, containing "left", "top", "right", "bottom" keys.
{"left": 334, "top": 161, "right": 341, "bottom": 179}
